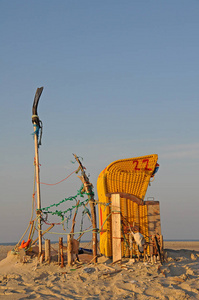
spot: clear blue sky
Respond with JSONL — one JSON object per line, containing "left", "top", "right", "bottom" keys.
{"left": 0, "top": 1, "right": 199, "bottom": 243}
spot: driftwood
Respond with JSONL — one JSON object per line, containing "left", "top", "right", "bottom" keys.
{"left": 71, "top": 200, "right": 80, "bottom": 234}
{"left": 76, "top": 225, "right": 92, "bottom": 241}
{"left": 45, "top": 239, "right": 51, "bottom": 264}
{"left": 111, "top": 259, "right": 122, "bottom": 265}
{"left": 70, "top": 200, "right": 80, "bottom": 262}
{"left": 88, "top": 255, "right": 98, "bottom": 264}
{"left": 73, "top": 154, "right": 97, "bottom": 263}
{"left": 67, "top": 234, "right": 73, "bottom": 266}
{"left": 59, "top": 237, "right": 64, "bottom": 268}
{"left": 32, "top": 224, "right": 54, "bottom": 245}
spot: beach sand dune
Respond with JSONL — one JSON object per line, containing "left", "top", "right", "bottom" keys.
{"left": 0, "top": 242, "right": 199, "bottom": 299}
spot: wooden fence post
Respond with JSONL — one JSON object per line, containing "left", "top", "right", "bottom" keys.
{"left": 45, "top": 239, "right": 51, "bottom": 264}
{"left": 59, "top": 237, "right": 64, "bottom": 268}
{"left": 111, "top": 194, "right": 122, "bottom": 262}
{"left": 67, "top": 234, "right": 73, "bottom": 266}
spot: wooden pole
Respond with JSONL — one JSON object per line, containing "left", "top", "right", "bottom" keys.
{"left": 73, "top": 154, "right": 97, "bottom": 263}
{"left": 160, "top": 234, "right": 164, "bottom": 261}
{"left": 67, "top": 234, "right": 73, "bottom": 266}
{"left": 58, "top": 241, "right": 60, "bottom": 265}
{"left": 32, "top": 87, "right": 43, "bottom": 256}
{"left": 34, "top": 126, "right": 42, "bottom": 255}
{"left": 111, "top": 194, "right": 122, "bottom": 263}
{"left": 45, "top": 239, "right": 51, "bottom": 263}
{"left": 59, "top": 237, "right": 64, "bottom": 268}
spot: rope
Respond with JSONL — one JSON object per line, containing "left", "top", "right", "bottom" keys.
{"left": 16, "top": 163, "right": 38, "bottom": 247}
{"left": 42, "top": 227, "right": 98, "bottom": 236}
{"left": 33, "top": 156, "right": 79, "bottom": 186}
{"left": 39, "top": 169, "right": 78, "bottom": 186}
{"left": 17, "top": 151, "right": 100, "bottom": 247}
{"left": 32, "top": 115, "right": 39, "bottom": 119}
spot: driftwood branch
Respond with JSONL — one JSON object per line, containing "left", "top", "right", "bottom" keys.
{"left": 70, "top": 200, "right": 80, "bottom": 234}
{"left": 73, "top": 154, "right": 98, "bottom": 263}
{"left": 32, "top": 224, "right": 54, "bottom": 245}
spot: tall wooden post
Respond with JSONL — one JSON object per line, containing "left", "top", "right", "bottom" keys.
{"left": 34, "top": 125, "right": 42, "bottom": 255}
{"left": 67, "top": 234, "right": 73, "bottom": 266}
{"left": 73, "top": 154, "right": 97, "bottom": 263}
{"left": 32, "top": 87, "right": 44, "bottom": 256}
{"left": 111, "top": 194, "right": 122, "bottom": 262}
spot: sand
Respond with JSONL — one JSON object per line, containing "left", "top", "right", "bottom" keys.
{"left": 0, "top": 241, "right": 199, "bottom": 299}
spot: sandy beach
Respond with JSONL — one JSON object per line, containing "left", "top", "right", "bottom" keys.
{"left": 0, "top": 241, "right": 199, "bottom": 299}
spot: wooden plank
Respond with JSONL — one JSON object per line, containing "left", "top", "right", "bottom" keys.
{"left": 111, "top": 194, "right": 122, "bottom": 262}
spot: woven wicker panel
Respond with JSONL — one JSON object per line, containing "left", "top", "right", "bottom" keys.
{"left": 97, "top": 154, "right": 158, "bottom": 257}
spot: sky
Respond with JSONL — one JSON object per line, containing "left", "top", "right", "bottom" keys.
{"left": 0, "top": 1, "right": 199, "bottom": 243}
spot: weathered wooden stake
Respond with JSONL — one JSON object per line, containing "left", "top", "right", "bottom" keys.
{"left": 151, "top": 234, "right": 155, "bottom": 257}
{"left": 111, "top": 194, "right": 122, "bottom": 263}
{"left": 137, "top": 244, "right": 140, "bottom": 261}
{"left": 59, "top": 237, "right": 64, "bottom": 268}
{"left": 129, "top": 234, "right": 133, "bottom": 259}
{"left": 160, "top": 235, "right": 163, "bottom": 249}
{"left": 45, "top": 239, "right": 51, "bottom": 263}
{"left": 58, "top": 243, "right": 60, "bottom": 265}
{"left": 67, "top": 234, "right": 73, "bottom": 266}
{"left": 160, "top": 234, "right": 164, "bottom": 260}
